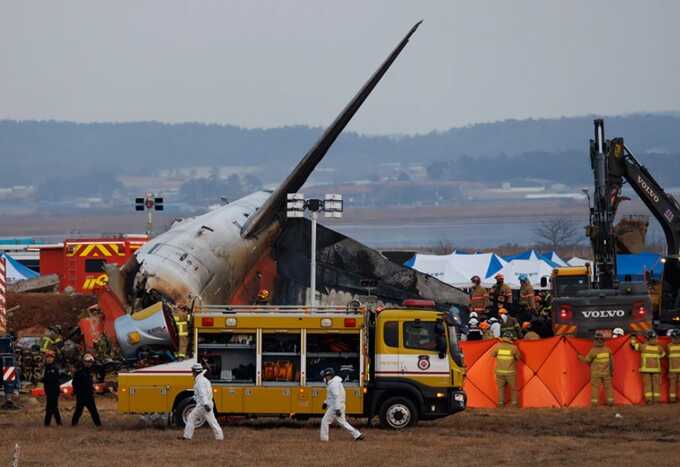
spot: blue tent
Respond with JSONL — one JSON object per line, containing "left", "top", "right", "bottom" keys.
{"left": 1, "top": 253, "right": 39, "bottom": 283}
{"left": 616, "top": 253, "right": 664, "bottom": 281}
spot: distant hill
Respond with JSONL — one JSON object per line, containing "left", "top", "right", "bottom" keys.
{"left": 1, "top": 114, "right": 679, "bottom": 185}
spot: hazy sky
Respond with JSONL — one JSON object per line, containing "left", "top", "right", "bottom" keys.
{"left": 2, "top": 1, "right": 679, "bottom": 134}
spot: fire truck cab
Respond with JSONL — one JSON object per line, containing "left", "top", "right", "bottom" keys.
{"left": 40, "top": 235, "right": 147, "bottom": 293}
{"left": 117, "top": 302, "right": 466, "bottom": 430}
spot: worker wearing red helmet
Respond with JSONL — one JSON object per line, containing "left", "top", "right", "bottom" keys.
{"left": 469, "top": 275, "right": 489, "bottom": 319}
{"left": 490, "top": 273, "right": 512, "bottom": 315}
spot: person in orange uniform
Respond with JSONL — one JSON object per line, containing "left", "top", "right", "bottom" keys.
{"left": 578, "top": 331, "right": 614, "bottom": 406}
{"left": 491, "top": 331, "right": 521, "bottom": 407}
{"left": 667, "top": 329, "right": 680, "bottom": 403}
{"left": 469, "top": 276, "right": 489, "bottom": 319}
{"left": 630, "top": 329, "right": 666, "bottom": 404}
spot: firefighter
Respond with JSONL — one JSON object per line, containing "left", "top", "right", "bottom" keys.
{"left": 578, "top": 331, "right": 614, "bottom": 406}
{"left": 320, "top": 368, "right": 364, "bottom": 441}
{"left": 71, "top": 353, "right": 102, "bottom": 427}
{"left": 41, "top": 325, "right": 63, "bottom": 355}
{"left": 490, "top": 273, "right": 512, "bottom": 315}
{"left": 667, "top": 329, "right": 680, "bottom": 403}
{"left": 630, "top": 330, "right": 666, "bottom": 404}
{"left": 518, "top": 275, "right": 536, "bottom": 322}
{"left": 42, "top": 350, "right": 64, "bottom": 426}
{"left": 491, "top": 331, "right": 521, "bottom": 407}
{"left": 469, "top": 276, "right": 489, "bottom": 319}
{"left": 499, "top": 308, "right": 521, "bottom": 340}
{"left": 182, "top": 363, "right": 224, "bottom": 440}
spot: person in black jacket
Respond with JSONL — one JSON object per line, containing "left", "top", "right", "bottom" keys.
{"left": 42, "top": 350, "right": 63, "bottom": 426}
{"left": 71, "top": 353, "right": 101, "bottom": 427}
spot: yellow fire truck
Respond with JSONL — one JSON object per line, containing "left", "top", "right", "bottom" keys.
{"left": 117, "top": 301, "right": 466, "bottom": 430}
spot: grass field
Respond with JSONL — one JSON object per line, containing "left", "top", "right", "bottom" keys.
{"left": 1, "top": 396, "right": 680, "bottom": 466}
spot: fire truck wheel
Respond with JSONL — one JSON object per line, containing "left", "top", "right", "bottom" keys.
{"left": 379, "top": 397, "right": 418, "bottom": 430}
{"left": 173, "top": 397, "right": 206, "bottom": 428}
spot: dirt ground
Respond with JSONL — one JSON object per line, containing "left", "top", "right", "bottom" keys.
{"left": 6, "top": 293, "right": 96, "bottom": 335}
{"left": 1, "top": 397, "right": 679, "bottom": 466}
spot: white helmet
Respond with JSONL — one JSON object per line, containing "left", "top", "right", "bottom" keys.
{"left": 468, "top": 318, "right": 479, "bottom": 326}
{"left": 612, "top": 328, "right": 624, "bottom": 337}
{"left": 488, "top": 317, "right": 498, "bottom": 324}
{"left": 191, "top": 363, "right": 204, "bottom": 374}
{"left": 469, "top": 312, "right": 479, "bottom": 319}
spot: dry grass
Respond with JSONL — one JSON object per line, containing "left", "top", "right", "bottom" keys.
{"left": 1, "top": 396, "right": 680, "bottom": 466}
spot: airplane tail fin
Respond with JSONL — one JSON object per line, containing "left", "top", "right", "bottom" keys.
{"left": 241, "top": 21, "right": 422, "bottom": 238}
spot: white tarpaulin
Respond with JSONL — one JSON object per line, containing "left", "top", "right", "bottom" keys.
{"left": 405, "top": 251, "right": 508, "bottom": 288}
{"left": 568, "top": 257, "right": 590, "bottom": 267}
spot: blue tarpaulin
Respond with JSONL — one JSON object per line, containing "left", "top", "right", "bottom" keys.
{"left": 616, "top": 253, "right": 664, "bottom": 281}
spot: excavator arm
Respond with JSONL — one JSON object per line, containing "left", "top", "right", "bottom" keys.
{"left": 600, "top": 124, "right": 680, "bottom": 325}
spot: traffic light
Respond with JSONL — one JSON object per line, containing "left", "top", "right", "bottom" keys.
{"left": 154, "top": 197, "right": 164, "bottom": 211}
{"left": 135, "top": 198, "right": 145, "bottom": 211}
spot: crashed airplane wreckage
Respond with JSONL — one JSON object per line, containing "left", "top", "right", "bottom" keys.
{"left": 93, "top": 21, "right": 468, "bottom": 359}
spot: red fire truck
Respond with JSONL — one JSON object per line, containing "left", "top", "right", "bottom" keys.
{"left": 40, "top": 235, "right": 147, "bottom": 294}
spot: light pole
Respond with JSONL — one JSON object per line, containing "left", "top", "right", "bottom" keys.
{"left": 287, "top": 193, "right": 343, "bottom": 307}
{"left": 135, "top": 193, "right": 164, "bottom": 236}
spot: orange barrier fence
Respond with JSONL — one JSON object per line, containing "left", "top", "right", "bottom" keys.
{"left": 461, "top": 336, "right": 673, "bottom": 408}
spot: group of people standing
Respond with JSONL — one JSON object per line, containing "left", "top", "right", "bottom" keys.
{"left": 488, "top": 328, "right": 680, "bottom": 408}
{"left": 465, "top": 273, "right": 553, "bottom": 341}
{"left": 42, "top": 351, "right": 101, "bottom": 427}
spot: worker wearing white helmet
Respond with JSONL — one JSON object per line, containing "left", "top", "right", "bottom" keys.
{"left": 467, "top": 318, "right": 483, "bottom": 341}
{"left": 488, "top": 317, "right": 501, "bottom": 338}
{"left": 182, "top": 363, "right": 224, "bottom": 441}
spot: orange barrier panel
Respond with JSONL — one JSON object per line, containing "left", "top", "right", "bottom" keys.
{"left": 461, "top": 336, "right": 673, "bottom": 408}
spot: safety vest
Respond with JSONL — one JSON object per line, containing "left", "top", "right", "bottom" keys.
{"left": 668, "top": 343, "right": 680, "bottom": 374}
{"left": 469, "top": 286, "right": 489, "bottom": 312}
{"left": 494, "top": 342, "right": 518, "bottom": 374}
{"left": 519, "top": 284, "right": 535, "bottom": 307}
{"left": 492, "top": 284, "right": 512, "bottom": 305}
{"left": 585, "top": 346, "right": 612, "bottom": 377}
{"left": 632, "top": 341, "right": 665, "bottom": 373}
{"left": 40, "top": 336, "right": 62, "bottom": 352}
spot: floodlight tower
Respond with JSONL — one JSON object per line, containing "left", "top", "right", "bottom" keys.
{"left": 287, "top": 193, "right": 343, "bottom": 307}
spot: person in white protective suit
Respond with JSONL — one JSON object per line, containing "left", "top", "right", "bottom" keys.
{"left": 182, "top": 363, "right": 224, "bottom": 440}
{"left": 320, "top": 368, "right": 364, "bottom": 442}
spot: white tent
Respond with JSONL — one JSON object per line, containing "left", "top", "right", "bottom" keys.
{"left": 542, "top": 251, "right": 568, "bottom": 267}
{"left": 405, "top": 251, "right": 507, "bottom": 288}
{"left": 498, "top": 259, "right": 555, "bottom": 289}
{"left": 496, "top": 250, "right": 560, "bottom": 289}
{"left": 567, "top": 257, "right": 590, "bottom": 267}
{"left": 404, "top": 252, "right": 469, "bottom": 286}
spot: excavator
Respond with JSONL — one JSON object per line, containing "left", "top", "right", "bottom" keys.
{"left": 591, "top": 119, "right": 680, "bottom": 329}
{"left": 551, "top": 119, "right": 680, "bottom": 336}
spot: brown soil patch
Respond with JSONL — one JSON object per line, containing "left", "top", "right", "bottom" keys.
{"left": 1, "top": 397, "right": 679, "bottom": 466}
{"left": 6, "top": 293, "right": 96, "bottom": 334}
